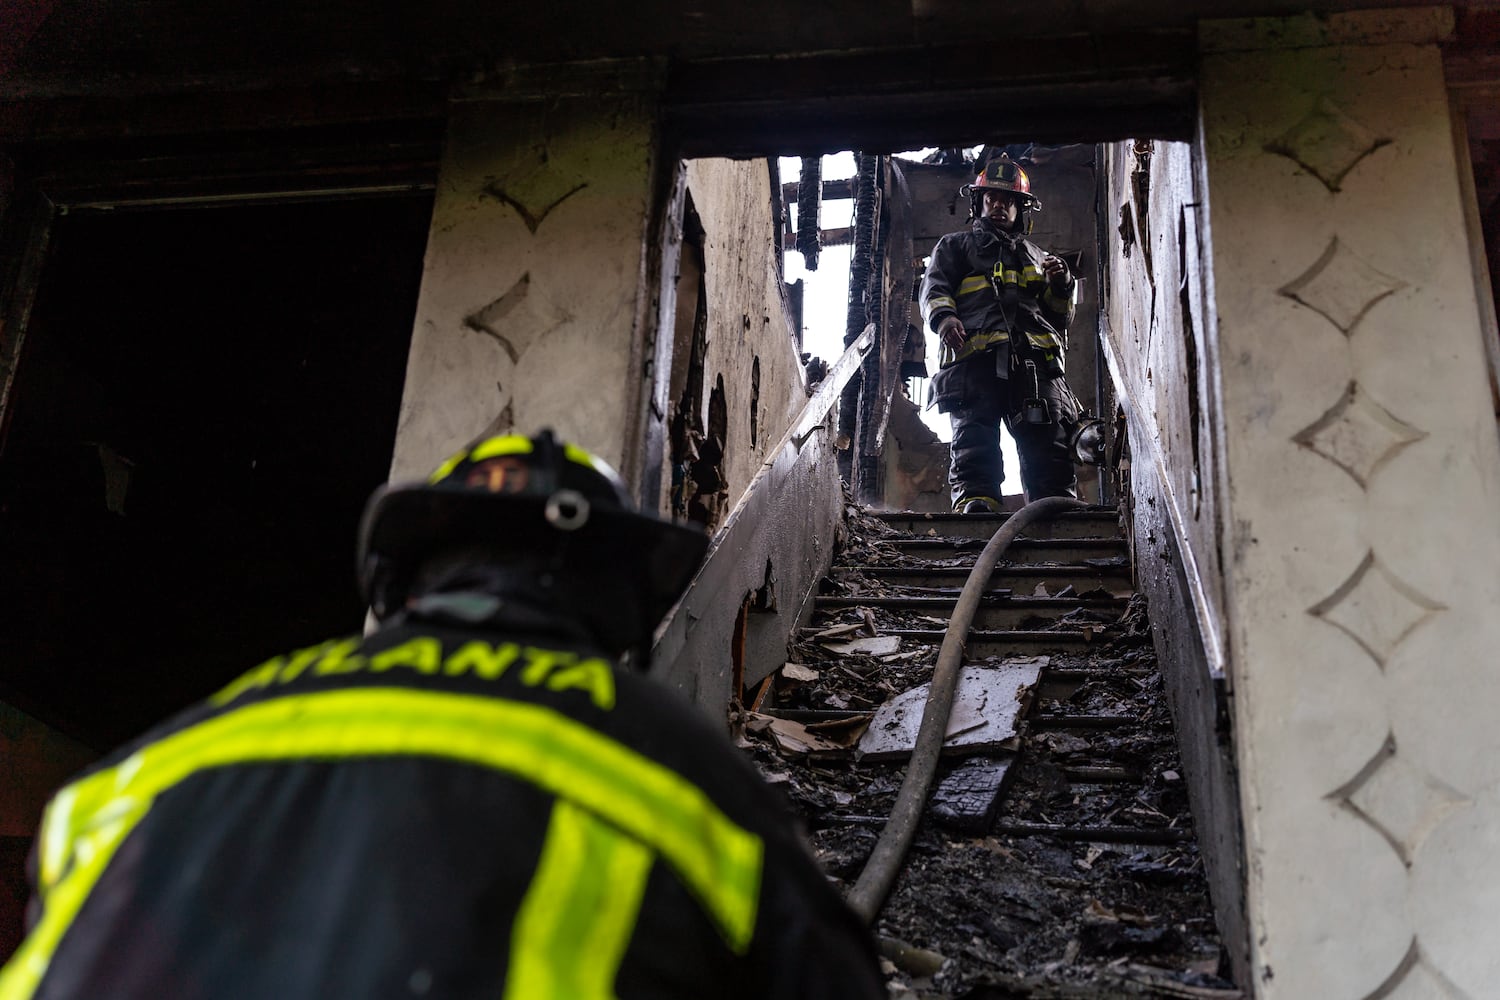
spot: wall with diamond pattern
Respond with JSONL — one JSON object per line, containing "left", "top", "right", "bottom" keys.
{"left": 389, "top": 86, "right": 666, "bottom": 491}
{"left": 1200, "top": 10, "right": 1500, "bottom": 997}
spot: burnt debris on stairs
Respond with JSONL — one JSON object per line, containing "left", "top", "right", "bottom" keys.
{"left": 734, "top": 500, "right": 1239, "bottom": 999}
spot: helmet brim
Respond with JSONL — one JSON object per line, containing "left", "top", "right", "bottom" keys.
{"left": 359, "top": 484, "right": 709, "bottom": 630}
{"left": 964, "top": 184, "right": 1041, "bottom": 212}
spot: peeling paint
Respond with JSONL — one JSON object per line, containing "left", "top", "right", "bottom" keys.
{"left": 749, "top": 356, "right": 761, "bottom": 447}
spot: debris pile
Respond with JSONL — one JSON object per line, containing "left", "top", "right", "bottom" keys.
{"left": 735, "top": 502, "right": 1238, "bottom": 999}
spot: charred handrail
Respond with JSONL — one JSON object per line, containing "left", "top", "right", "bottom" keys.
{"left": 846, "top": 495, "right": 1088, "bottom": 924}
{"left": 791, "top": 324, "right": 875, "bottom": 445}
{"left": 651, "top": 325, "right": 875, "bottom": 705}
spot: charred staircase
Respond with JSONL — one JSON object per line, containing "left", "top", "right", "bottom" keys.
{"left": 739, "top": 504, "right": 1237, "bottom": 998}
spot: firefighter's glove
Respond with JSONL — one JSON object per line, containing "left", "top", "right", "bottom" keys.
{"left": 1042, "top": 254, "right": 1073, "bottom": 292}
{"left": 937, "top": 315, "right": 966, "bottom": 351}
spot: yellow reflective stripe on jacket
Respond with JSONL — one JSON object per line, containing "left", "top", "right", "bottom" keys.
{"left": 1024, "top": 331, "right": 1061, "bottom": 350}
{"left": 2, "top": 796, "right": 150, "bottom": 1000}
{"left": 1043, "top": 286, "right": 1073, "bottom": 312}
{"left": 1021, "top": 264, "right": 1043, "bottom": 285}
{"left": 926, "top": 294, "right": 956, "bottom": 316}
{"left": 504, "top": 800, "right": 654, "bottom": 999}
{"left": 956, "top": 275, "right": 989, "bottom": 296}
{"left": 3, "top": 689, "right": 762, "bottom": 1000}
{"left": 944, "top": 329, "right": 1010, "bottom": 366}
{"left": 989, "top": 262, "right": 1022, "bottom": 287}
{"left": 36, "top": 783, "right": 79, "bottom": 892}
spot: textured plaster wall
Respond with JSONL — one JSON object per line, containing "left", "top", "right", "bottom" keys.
{"left": 1101, "top": 139, "right": 1229, "bottom": 668}
{"left": 389, "top": 122, "right": 807, "bottom": 523}
{"left": 389, "top": 92, "right": 660, "bottom": 484}
{"left": 1201, "top": 10, "right": 1500, "bottom": 997}
{"left": 652, "top": 384, "right": 848, "bottom": 713}
{"left": 386, "top": 128, "right": 831, "bottom": 717}
{"left": 1099, "top": 137, "right": 1246, "bottom": 980}
{"left": 682, "top": 158, "right": 807, "bottom": 513}
{"left": 649, "top": 158, "right": 840, "bottom": 712}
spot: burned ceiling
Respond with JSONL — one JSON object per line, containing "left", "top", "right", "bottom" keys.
{"left": 5, "top": 1, "right": 1494, "bottom": 159}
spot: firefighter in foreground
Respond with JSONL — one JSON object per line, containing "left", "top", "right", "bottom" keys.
{"left": 921, "top": 154, "right": 1081, "bottom": 511}
{"left": 0, "top": 431, "right": 884, "bottom": 999}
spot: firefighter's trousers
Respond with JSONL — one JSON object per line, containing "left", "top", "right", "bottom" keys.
{"left": 946, "top": 353, "right": 1079, "bottom": 507}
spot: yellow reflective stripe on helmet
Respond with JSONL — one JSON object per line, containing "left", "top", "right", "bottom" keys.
{"left": 561, "top": 444, "right": 627, "bottom": 490}
{"left": 956, "top": 276, "right": 989, "bottom": 296}
{"left": 468, "top": 436, "right": 535, "bottom": 462}
{"left": 465, "top": 436, "right": 612, "bottom": 479}
{"left": 4, "top": 690, "right": 761, "bottom": 999}
{"left": 426, "top": 452, "right": 467, "bottom": 484}
{"left": 504, "top": 800, "right": 653, "bottom": 1000}
{"left": 561, "top": 443, "right": 597, "bottom": 469}
{"left": 427, "top": 435, "right": 536, "bottom": 483}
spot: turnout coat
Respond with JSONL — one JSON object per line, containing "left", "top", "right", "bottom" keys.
{"left": 1, "top": 615, "right": 883, "bottom": 1000}
{"left": 920, "top": 219, "right": 1076, "bottom": 412}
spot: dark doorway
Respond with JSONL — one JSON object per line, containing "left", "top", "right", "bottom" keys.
{"left": 0, "top": 194, "right": 433, "bottom": 754}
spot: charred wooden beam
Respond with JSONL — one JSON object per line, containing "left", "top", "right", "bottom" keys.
{"left": 782, "top": 226, "right": 853, "bottom": 250}
{"left": 993, "top": 821, "right": 1192, "bottom": 844}
{"left": 0, "top": 81, "right": 449, "bottom": 144}
{"left": 1032, "top": 714, "right": 1137, "bottom": 730}
{"left": 664, "top": 33, "right": 1196, "bottom": 158}
{"left": 781, "top": 177, "right": 856, "bottom": 204}
{"left": 930, "top": 756, "right": 1016, "bottom": 833}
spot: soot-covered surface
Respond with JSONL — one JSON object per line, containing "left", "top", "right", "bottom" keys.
{"left": 736, "top": 503, "right": 1239, "bottom": 999}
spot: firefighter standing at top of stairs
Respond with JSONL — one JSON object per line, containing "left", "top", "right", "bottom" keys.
{"left": 0, "top": 431, "right": 884, "bottom": 1000}
{"left": 921, "top": 154, "right": 1083, "bottom": 512}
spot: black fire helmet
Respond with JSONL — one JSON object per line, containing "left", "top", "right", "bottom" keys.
{"left": 357, "top": 430, "right": 709, "bottom": 655}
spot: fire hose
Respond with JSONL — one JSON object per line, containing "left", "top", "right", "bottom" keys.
{"left": 846, "top": 495, "right": 1090, "bottom": 923}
